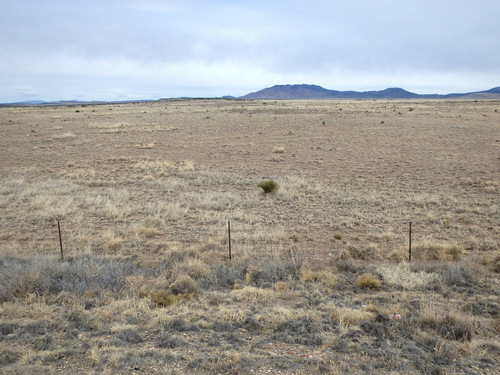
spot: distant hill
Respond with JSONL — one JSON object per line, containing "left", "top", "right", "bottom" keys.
{"left": 2, "top": 86, "right": 499, "bottom": 106}
{"left": 239, "top": 84, "right": 500, "bottom": 100}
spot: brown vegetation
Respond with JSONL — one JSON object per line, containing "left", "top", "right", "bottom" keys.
{"left": 0, "top": 99, "right": 499, "bottom": 374}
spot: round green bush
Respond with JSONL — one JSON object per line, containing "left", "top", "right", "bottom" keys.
{"left": 258, "top": 180, "right": 279, "bottom": 194}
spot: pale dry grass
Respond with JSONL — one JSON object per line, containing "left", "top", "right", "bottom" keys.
{"left": 300, "top": 267, "right": 337, "bottom": 288}
{"left": 377, "top": 263, "right": 439, "bottom": 290}
{"left": 0, "top": 99, "right": 498, "bottom": 374}
{"left": 411, "top": 240, "right": 465, "bottom": 261}
{"left": 230, "top": 286, "right": 277, "bottom": 304}
{"left": 330, "top": 306, "right": 374, "bottom": 329}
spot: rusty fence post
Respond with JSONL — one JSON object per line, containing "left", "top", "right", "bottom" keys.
{"left": 408, "top": 221, "right": 412, "bottom": 263}
{"left": 58, "top": 220, "right": 64, "bottom": 261}
{"left": 228, "top": 220, "right": 232, "bottom": 261}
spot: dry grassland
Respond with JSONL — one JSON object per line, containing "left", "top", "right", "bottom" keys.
{"left": 0, "top": 99, "right": 499, "bottom": 374}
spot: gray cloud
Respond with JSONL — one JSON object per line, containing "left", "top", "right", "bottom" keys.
{"left": 1, "top": 0, "right": 499, "bottom": 101}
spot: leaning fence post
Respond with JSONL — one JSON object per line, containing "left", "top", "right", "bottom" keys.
{"left": 228, "top": 220, "right": 232, "bottom": 261}
{"left": 408, "top": 221, "right": 412, "bottom": 263}
{"left": 58, "top": 220, "right": 64, "bottom": 261}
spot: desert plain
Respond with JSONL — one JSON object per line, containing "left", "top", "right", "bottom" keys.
{"left": 0, "top": 99, "right": 499, "bottom": 374}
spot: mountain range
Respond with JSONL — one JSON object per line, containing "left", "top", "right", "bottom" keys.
{"left": 2, "top": 85, "right": 500, "bottom": 106}
{"left": 239, "top": 84, "right": 500, "bottom": 100}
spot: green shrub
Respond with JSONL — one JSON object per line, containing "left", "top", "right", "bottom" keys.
{"left": 258, "top": 180, "right": 279, "bottom": 194}
{"left": 356, "top": 273, "right": 381, "bottom": 290}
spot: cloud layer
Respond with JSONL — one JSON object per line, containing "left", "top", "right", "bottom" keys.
{"left": 1, "top": 0, "right": 499, "bottom": 102}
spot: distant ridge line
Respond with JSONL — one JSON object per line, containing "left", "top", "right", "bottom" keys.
{"left": 2, "top": 85, "right": 499, "bottom": 106}
{"left": 239, "top": 84, "right": 500, "bottom": 100}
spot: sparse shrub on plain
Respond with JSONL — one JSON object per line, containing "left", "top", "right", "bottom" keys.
{"left": 491, "top": 255, "right": 500, "bottom": 273}
{"left": 411, "top": 242, "right": 464, "bottom": 261}
{"left": 147, "top": 275, "right": 199, "bottom": 306}
{"left": 444, "top": 243, "right": 464, "bottom": 261}
{"left": 272, "top": 317, "right": 323, "bottom": 346}
{"left": 102, "top": 231, "right": 124, "bottom": 253}
{"left": 438, "top": 264, "right": 475, "bottom": 287}
{"left": 300, "top": 267, "right": 337, "bottom": 288}
{"left": 199, "top": 262, "right": 247, "bottom": 289}
{"left": 356, "top": 273, "right": 381, "bottom": 290}
{"left": 330, "top": 306, "right": 374, "bottom": 328}
{"left": 346, "top": 244, "right": 381, "bottom": 261}
{"left": 274, "top": 281, "right": 289, "bottom": 292}
{"left": 377, "top": 263, "right": 438, "bottom": 290}
{"left": 258, "top": 179, "right": 279, "bottom": 194}
{"left": 0, "top": 350, "right": 21, "bottom": 366}
{"left": 245, "top": 257, "right": 300, "bottom": 286}
{"left": 388, "top": 249, "right": 405, "bottom": 263}
{"left": 167, "top": 318, "right": 200, "bottom": 332}
{"left": 335, "top": 259, "right": 366, "bottom": 274}
{"left": 156, "top": 334, "right": 187, "bottom": 348}
{"left": 231, "top": 286, "right": 276, "bottom": 304}
{"left": 173, "top": 258, "right": 211, "bottom": 280}
{"left": 272, "top": 146, "right": 285, "bottom": 154}
{"left": 169, "top": 274, "right": 198, "bottom": 294}
{"left": 410, "top": 262, "right": 476, "bottom": 288}
{"left": 137, "top": 226, "right": 159, "bottom": 238}
{"left": 419, "top": 309, "right": 474, "bottom": 342}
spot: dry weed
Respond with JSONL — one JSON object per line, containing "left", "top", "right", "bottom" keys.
{"left": 356, "top": 273, "right": 381, "bottom": 290}
{"left": 300, "top": 267, "right": 337, "bottom": 288}
{"left": 412, "top": 241, "right": 464, "bottom": 261}
{"left": 377, "top": 263, "right": 438, "bottom": 290}
{"left": 330, "top": 307, "right": 374, "bottom": 329}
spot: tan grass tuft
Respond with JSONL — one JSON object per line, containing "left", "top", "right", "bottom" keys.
{"left": 418, "top": 300, "right": 475, "bottom": 341}
{"left": 146, "top": 275, "right": 199, "bottom": 306}
{"left": 172, "top": 258, "right": 211, "bottom": 279}
{"left": 231, "top": 286, "right": 276, "bottom": 304}
{"left": 300, "top": 267, "right": 337, "bottom": 288}
{"left": 356, "top": 273, "right": 381, "bottom": 290}
{"left": 274, "top": 281, "right": 289, "bottom": 292}
{"left": 377, "top": 263, "right": 439, "bottom": 290}
{"left": 412, "top": 241, "right": 464, "bottom": 261}
{"left": 102, "top": 231, "right": 124, "bottom": 253}
{"left": 137, "top": 226, "right": 159, "bottom": 238}
{"left": 330, "top": 307, "right": 374, "bottom": 328}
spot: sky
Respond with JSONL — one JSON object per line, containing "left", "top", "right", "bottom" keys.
{"left": 1, "top": 0, "right": 499, "bottom": 102}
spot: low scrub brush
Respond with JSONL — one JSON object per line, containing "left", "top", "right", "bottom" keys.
{"left": 356, "top": 273, "right": 381, "bottom": 290}
{"left": 143, "top": 275, "right": 199, "bottom": 306}
{"left": 412, "top": 242, "right": 464, "bottom": 261}
{"left": 258, "top": 180, "right": 279, "bottom": 194}
{"left": 300, "top": 267, "right": 337, "bottom": 288}
{"left": 330, "top": 307, "right": 374, "bottom": 328}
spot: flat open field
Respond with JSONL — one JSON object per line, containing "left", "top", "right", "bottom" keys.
{"left": 0, "top": 99, "right": 499, "bottom": 374}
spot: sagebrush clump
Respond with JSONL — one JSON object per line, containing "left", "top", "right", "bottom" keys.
{"left": 300, "top": 267, "right": 337, "bottom": 288}
{"left": 143, "top": 275, "right": 200, "bottom": 306}
{"left": 356, "top": 273, "right": 381, "bottom": 290}
{"left": 258, "top": 180, "right": 279, "bottom": 194}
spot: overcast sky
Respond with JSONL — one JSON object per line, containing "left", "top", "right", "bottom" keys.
{"left": 1, "top": 0, "right": 499, "bottom": 102}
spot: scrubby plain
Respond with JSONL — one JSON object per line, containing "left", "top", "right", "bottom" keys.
{"left": 0, "top": 99, "right": 499, "bottom": 374}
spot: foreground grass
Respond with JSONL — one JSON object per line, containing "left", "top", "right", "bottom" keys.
{"left": 0, "top": 253, "right": 499, "bottom": 374}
